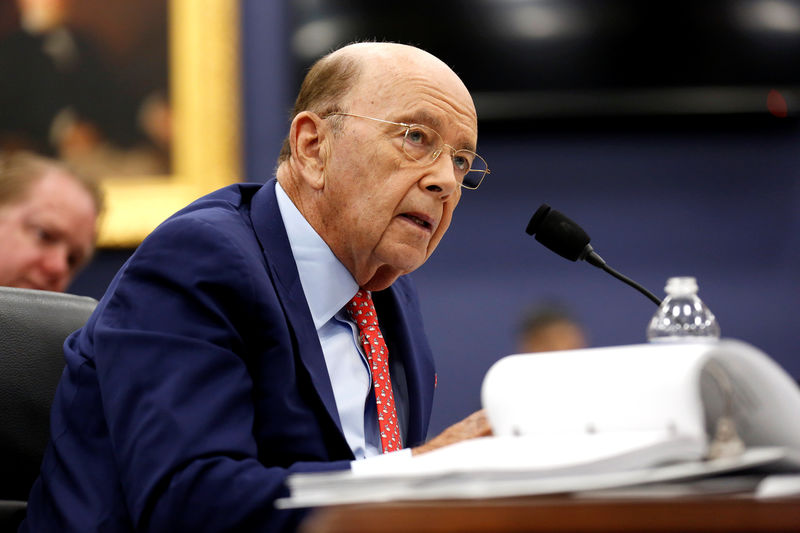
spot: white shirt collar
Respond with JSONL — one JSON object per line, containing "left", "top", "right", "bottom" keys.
{"left": 275, "top": 182, "right": 359, "bottom": 330}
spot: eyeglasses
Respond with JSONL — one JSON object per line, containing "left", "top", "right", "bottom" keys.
{"left": 324, "top": 112, "right": 490, "bottom": 190}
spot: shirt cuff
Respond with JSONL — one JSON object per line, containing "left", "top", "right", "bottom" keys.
{"left": 350, "top": 448, "right": 413, "bottom": 474}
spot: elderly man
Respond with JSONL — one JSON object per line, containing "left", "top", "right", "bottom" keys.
{"left": 0, "top": 151, "right": 101, "bottom": 292}
{"left": 22, "top": 42, "right": 491, "bottom": 532}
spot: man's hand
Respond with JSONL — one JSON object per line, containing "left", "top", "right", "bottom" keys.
{"left": 411, "top": 409, "right": 493, "bottom": 456}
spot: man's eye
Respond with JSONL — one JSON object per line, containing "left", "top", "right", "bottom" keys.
{"left": 35, "top": 226, "right": 57, "bottom": 243}
{"left": 406, "top": 128, "right": 429, "bottom": 145}
{"left": 453, "top": 153, "right": 472, "bottom": 171}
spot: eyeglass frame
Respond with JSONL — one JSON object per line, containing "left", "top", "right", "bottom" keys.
{"left": 323, "top": 112, "right": 490, "bottom": 190}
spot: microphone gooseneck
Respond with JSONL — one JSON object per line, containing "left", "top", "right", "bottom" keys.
{"left": 526, "top": 204, "right": 662, "bottom": 306}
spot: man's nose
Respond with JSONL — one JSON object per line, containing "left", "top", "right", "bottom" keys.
{"left": 41, "top": 246, "right": 71, "bottom": 289}
{"left": 420, "top": 152, "right": 459, "bottom": 199}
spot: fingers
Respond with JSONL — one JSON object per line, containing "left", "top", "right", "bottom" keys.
{"left": 411, "top": 409, "right": 493, "bottom": 456}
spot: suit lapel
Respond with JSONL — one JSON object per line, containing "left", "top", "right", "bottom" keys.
{"left": 248, "top": 180, "right": 346, "bottom": 441}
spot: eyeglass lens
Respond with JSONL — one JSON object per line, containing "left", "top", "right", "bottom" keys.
{"left": 401, "top": 124, "right": 488, "bottom": 190}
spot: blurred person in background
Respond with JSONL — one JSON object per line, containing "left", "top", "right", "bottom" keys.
{"left": 0, "top": 151, "right": 102, "bottom": 292}
{"left": 517, "top": 302, "right": 588, "bottom": 353}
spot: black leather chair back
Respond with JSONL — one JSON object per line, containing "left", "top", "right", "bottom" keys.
{"left": 0, "top": 287, "right": 97, "bottom": 526}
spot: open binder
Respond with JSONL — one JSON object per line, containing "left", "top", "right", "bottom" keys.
{"left": 483, "top": 339, "right": 800, "bottom": 461}
{"left": 277, "top": 339, "right": 800, "bottom": 509}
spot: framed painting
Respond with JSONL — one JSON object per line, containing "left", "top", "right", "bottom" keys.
{"left": 97, "top": 0, "right": 241, "bottom": 247}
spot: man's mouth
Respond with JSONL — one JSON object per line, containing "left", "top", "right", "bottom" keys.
{"left": 400, "top": 213, "right": 433, "bottom": 230}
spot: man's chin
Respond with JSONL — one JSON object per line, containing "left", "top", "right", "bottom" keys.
{"left": 362, "top": 264, "right": 412, "bottom": 292}
{"left": 362, "top": 243, "right": 430, "bottom": 289}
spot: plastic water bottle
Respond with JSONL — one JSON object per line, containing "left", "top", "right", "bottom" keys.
{"left": 646, "top": 276, "right": 720, "bottom": 342}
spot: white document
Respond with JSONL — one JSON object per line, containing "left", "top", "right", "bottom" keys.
{"left": 278, "top": 446, "right": 796, "bottom": 508}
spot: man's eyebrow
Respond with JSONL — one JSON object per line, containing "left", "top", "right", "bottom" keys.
{"left": 398, "top": 111, "right": 476, "bottom": 151}
{"left": 398, "top": 111, "right": 443, "bottom": 132}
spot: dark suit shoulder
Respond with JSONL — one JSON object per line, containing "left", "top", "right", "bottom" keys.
{"left": 142, "top": 183, "right": 265, "bottom": 254}
{"left": 169, "top": 182, "right": 263, "bottom": 220}
{"left": 96, "top": 183, "right": 272, "bottom": 328}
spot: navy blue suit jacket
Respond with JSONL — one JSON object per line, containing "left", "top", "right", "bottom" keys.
{"left": 22, "top": 180, "right": 436, "bottom": 532}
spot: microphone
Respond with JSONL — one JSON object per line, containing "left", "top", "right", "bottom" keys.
{"left": 526, "top": 204, "right": 662, "bottom": 306}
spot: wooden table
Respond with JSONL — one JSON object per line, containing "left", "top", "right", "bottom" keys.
{"left": 300, "top": 495, "right": 800, "bottom": 532}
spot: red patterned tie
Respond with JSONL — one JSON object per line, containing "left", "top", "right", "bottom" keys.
{"left": 346, "top": 289, "right": 402, "bottom": 453}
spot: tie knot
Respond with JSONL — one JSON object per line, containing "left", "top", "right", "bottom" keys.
{"left": 346, "top": 289, "right": 379, "bottom": 328}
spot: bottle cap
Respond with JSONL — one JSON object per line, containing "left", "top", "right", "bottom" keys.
{"left": 664, "top": 276, "right": 698, "bottom": 296}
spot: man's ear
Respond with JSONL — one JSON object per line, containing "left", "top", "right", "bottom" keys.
{"left": 288, "top": 111, "right": 328, "bottom": 190}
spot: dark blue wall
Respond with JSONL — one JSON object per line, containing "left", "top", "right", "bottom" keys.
{"left": 70, "top": 1, "right": 800, "bottom": 437}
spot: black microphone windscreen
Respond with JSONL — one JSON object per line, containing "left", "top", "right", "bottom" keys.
{"left": 526, "top": 204, "right": 591, "bottom": 262}
{"left": 525, "top": 204, "right": 661, "bottom": 305}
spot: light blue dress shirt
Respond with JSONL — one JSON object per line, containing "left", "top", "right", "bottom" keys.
{"left": 275, "top": 182, "right": 383, "bottom": 458}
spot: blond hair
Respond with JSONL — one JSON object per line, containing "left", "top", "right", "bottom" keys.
{"left": 277, "top": 50, "right": 362, "bottom": 164}
{"left": 0, "top": 151, "right": 104, "bottom": 214}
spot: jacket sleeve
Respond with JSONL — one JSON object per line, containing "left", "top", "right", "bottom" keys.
{"left": 91, "top": 215, "right": 348, "bottom": 532}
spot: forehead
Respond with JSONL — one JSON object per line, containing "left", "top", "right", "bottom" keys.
{"left": 24, "top": 171, "right": 96, "bottom": 231}
{"left": 346, "top": 54, "right": 478, "bottom": 147}
{"left": 28, "top": 170, "right": 91, "bottom": 205}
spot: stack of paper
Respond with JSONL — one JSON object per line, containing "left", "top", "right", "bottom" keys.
{"left": 278, "top": 435, "right": 798, "bottom": 508}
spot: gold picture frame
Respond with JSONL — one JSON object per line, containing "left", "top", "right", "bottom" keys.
{"left": 97, "top": 0, "right": 241, "bottom": 247}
